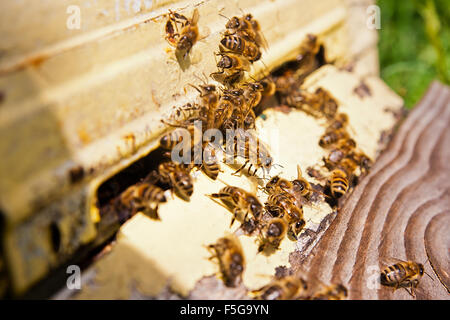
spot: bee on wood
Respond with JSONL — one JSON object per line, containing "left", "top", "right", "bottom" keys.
{"left": 165, "top": 9, "right": 200, "bottom": 59}
{"left": 157, "top": 161, "right": 194, "bottom": 201}
{"left": 380, "top": 259, "right": 432, "bottom": 297}
{"left": 257, "top": 217, "right": 288, "bottom": 252}
{"left": 251, "top": 275, "right": 308, "bottom": 300}
{"left": 207, "top": 234, "right": 245, "bottom": 287}
{"left": 329, "top": 168, "right": 349, "bottom": 199}
{"left": 119, "top": 183, "right": 167, "bottom": 220}
{"left": 209, "top": 185, "right": 263, "bottom": 226}
{"left": 228, "top": 128, "right": 274, "bottom": 177}
{"left": 310, "top": 283, "right": 348, "bottom": 300}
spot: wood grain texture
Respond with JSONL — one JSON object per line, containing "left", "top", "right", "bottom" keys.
{"left": 293, "top": 81, "right": 450, "bottom": 300}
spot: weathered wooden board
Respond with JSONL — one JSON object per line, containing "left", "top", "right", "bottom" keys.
{"left": 292, "top": 81, "right": 450, "bottom": 300}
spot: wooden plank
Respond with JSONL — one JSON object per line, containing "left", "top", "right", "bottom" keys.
{"left": 292, "top": 81, "right": 450, "bottom": 300}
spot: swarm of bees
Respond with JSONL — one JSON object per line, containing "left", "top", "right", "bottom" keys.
{"left": 105, "top": 8, "right": 387, "bottom": 300}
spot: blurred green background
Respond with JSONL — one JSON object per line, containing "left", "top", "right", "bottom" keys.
{"left": 378, "top": 0, "right": 450, "bottom": 108}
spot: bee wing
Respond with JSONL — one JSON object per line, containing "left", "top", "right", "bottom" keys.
{"left": 191, "top": 8, "right": 200, "bottom": 25}
{"left": 379, "top": 256, "right": 409, "bottom": 267}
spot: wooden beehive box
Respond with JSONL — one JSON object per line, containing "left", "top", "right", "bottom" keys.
{"left": 0, "top": 0, "right": 403, "bottom": 298}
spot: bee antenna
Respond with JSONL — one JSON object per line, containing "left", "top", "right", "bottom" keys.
{"left": 188, "top": 83, "right": 201, "bottom": 94}
{"left": 272, "top": 163, "right": 284, "bottom": 169}
{"left": 218, "top": 13, "right": 230, "bottom": 21}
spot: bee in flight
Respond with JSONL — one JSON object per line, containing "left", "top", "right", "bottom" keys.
{"left": 207, "top": 234, "right": 245, "bottom": 287}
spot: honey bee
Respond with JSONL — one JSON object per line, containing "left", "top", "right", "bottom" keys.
{"left": 257, "top": 217, "right": 288, "bottom": 252}
{"left": 310, "top": 283, "right": 348, "bottom": 300}
{"left": 243, "top": 13, "right": 268, "bottom": 50}
{"left": 220, "top": 35, "right": 261, "bottom": 62}
{"left": 328, "top": 113, "right": 349, "bottom": 131}
{"left": 319, "top": 128, "right": 350, "bottom": 148}
{"left": 291, "top": 165, "right": 313, "bottom": 199}
{"left": 165, "top": 102, "right": 207, "bottom": 125}
{"left": 211, "top": 52, "right": 250, "bottom": 86}
{"left": 165, "top": 9, "right": 200, "bottom": 59}
{"left": 264, "top": 175, "right": 293, "bottom": 194}
{"left": 209, "top": 185, "right": 263, "bottom": 226}
{"left": 329, "top": 168, "right": 349, "bottom": 198}
{"left": 228, "top": 128, "right": 273, "bottom": 177}
{"left": 380, "top": 259, "right": 432, "bottom": 297}
{"left": 207, "top": 234, "right": 245, "bottom": 287}
{"left": 190, "top": 83, "right": 219, "bottom": 130}
{"left": 243, "top": 81, "right": 264, "bottom": 110}
{"left": 201, "top": 142, "right": 221, "bottom": 180}
{"left": 159, "top": 125, "right": 201, "bottom": 150}
{"left": 157, "top": 161, "right": 194, "bottom": 201}
{"left": 265, "top": 192, "right": 305, "bottom": 240}
{"left": 260, "top": 77, "right": 277, "bottom": 98}
{"left": 251, "top": 275, "right": 308, "bottom": 300}
{"left": 119, "top": 183, "right": 167, "bottom": 220}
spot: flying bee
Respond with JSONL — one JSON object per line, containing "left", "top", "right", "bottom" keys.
{"left": 265, "top": 192, "right": 305, "bottom": 240}
{"left": 201, "top": 142, "right": 221, "bottom": 180}
{"left": 319, "top": 128, "right": 350, "bottom": 148}
{"left": 209, "top": 185, "right": 263, "bottom": 226}
{"left": 251, "top": 275, "right": 308, "bottom": 300}
{"left": 310, "top": 283, "right": 348, "bottom": 300}
{"left": 119, "top": 183, "right": 167, "bottom": 220}
{"left": 207, "top": 234, "right": 245, "bottom": 287}
{"left": 157, "top": 161, "right": 194, "bottom": 201}
{"left": 329, "top": 168, "right": 349, "bottom": 199}
{"left": 228, "top": 128, "right": 274, "bottom": 177}
{"left": 165, "top": 9, "right": 200, "bottom": 59}
{"left": 380, "top": 259, "right": 432, "bottom": 297}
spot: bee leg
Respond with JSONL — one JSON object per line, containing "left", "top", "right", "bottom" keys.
{"left": 232, "top": 161, "right": 248, "bottom": 176}
{"left": 247, "top": 164, "right": 253, "bottom": 175}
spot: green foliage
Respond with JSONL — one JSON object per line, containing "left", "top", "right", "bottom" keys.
{"left": 378, "top": 0, "right": 450, "bottom": 108}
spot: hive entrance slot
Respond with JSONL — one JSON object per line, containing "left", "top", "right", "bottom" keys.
{"left": 96, "top": 147, "right": 170, "bottom": 220}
